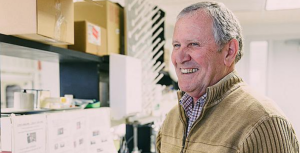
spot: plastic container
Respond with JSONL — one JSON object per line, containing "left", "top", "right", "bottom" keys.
{"left": 85, "top": 102, "right": 101, "bottom": 108}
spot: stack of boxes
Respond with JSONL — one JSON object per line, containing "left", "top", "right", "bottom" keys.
{"left": 71, "top": 1, "right": 124, "bottom": 55}
{"left": 0, "top": 0, "right": 124, "bottom": 56}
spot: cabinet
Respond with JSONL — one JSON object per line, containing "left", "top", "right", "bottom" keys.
{"left": 0, "top": 33, "right": 106, "bottom": 113}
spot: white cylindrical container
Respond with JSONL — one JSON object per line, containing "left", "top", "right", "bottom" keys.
{"left": 13, "top": 92, "right": 35, "bottom": 110}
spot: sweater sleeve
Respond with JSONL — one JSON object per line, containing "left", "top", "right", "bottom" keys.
{"left": 238, "top": 117, "right": 299, "bottom": 153}
{"left": 156, "top": 128, "right": 162, "bottom": 153}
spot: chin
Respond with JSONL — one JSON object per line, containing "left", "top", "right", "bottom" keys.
{"left": 178, "top": 82, "right": 189, "bottom": 92}
{"left": 178, "top": 82, "right": 198, "bottom": 96}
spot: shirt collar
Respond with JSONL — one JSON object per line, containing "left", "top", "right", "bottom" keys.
{"left": 177, "top": 71, "right": 243, "bottom": 108}
{"left": 179, "top": 93, "right": 207, "bottom": 115}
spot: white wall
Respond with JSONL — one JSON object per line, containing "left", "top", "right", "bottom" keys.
{"left": 267, "top": 40, "right": 300, "bottom": 138}
{"left": 39, "top": 61, "right": 60, "bottom": 97}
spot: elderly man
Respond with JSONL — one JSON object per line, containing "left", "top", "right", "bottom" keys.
{"left": 156, "top": 1, "right": 299, "bottom": 153}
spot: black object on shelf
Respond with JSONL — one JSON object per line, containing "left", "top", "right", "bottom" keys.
{"left": 60, "top": 62, "right": 100, "bottom": 101}
{"left": 99, "top": 55, "right": 109, "bottom": 72}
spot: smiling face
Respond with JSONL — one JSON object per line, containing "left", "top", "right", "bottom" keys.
{"left": 172, "top": 10, "right": 230, "bottom": 101}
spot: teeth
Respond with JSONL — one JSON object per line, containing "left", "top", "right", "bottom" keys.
{"left": 181, "top": 68, "right": 198, "bottom": 74}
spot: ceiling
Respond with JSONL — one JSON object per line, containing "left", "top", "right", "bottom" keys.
{"left": 149, "top": 0, "right": 300, "bottom": 39}
{"left": 149, "top": 0, "right": 300, "bottom": 25}
{"left": 150, "top": 0, "right": 267, "bottom": 24}
{"left": 110, "top": 0, "right": 300, "bottom": 39}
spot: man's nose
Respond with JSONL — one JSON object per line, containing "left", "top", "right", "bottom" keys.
{"left": 176, "top": 47, "right": 191, "bottom": 64}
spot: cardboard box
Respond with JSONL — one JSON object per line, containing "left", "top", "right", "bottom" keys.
{"left": 0, "top": 0, "right": 74, "bottom": 45}
{"left": 68, "top": 21, "right": 107, "bottom": 56}
{"left": 74, "top": 1, "right": 124, "bottom": 55}
{"left": 52, "top": 44, "right": 68, "bottom": 49}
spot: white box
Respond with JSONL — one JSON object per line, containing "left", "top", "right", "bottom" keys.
{"left": 1, "top": 117, "right": 12, "bottom": 151}
{"left": 46, "top": 112, "right": 75, "bottom": 153}
{"left": 1, "top": 114, "right": 47, "bottom": 153}
{"left": 0, "top": 108, "right": 115, "bottom": 153}
{"left": 109, "top": 54, "right": 142, "bottom": 120}
{"left": 86, "top": 108, "right": 117, "bottom": 153}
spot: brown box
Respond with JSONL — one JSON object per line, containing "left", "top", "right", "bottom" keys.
{"left": 68, "top": 21, "right": 107, "bottom": 56}
{"left": 74, "top": 1, "right": 124, "bottom": 55}
{"left": 52, "top": 44, "right": 68, "bottom": 49}
{"left": 0, "top": 0, "right": 74, "bottom": 45}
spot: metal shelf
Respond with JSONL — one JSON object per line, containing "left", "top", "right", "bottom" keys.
{"left": 0, "top": 33, "right": 108, "bottom": 115}
{"left": 0, "top": 33, "right": 103, "bottom": 63}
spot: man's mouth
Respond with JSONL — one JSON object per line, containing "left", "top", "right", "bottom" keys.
{"left": 180, "top": 68, "right": 199, "bottom": 74}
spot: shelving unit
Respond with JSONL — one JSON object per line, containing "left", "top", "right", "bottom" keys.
{"left": 0, "top": 33, "right": 103, "bottom": 63}
{"left": 0, "top": 33, "right": 106, "bottom": 114}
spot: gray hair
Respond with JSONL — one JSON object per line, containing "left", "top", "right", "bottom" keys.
{"left": 177, "top": 1, "right": 243, "bottom": 63}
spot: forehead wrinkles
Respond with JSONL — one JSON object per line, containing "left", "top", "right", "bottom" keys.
{"left": 174, "top": 11, "right": 214, "bottom": 44}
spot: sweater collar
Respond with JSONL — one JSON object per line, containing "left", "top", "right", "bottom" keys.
{"left": 177, "top": 71, "right": 243, "bottom": 108}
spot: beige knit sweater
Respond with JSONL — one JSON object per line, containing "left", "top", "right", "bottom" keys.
{"left": 156, "top": 71, "right": 299, "bottom": 153}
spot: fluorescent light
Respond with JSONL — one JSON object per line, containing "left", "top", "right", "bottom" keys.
{"left": 266, "top": 0, "right": 300, "bottom": 10}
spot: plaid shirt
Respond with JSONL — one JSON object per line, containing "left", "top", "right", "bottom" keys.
{"left": 179, "top": 93, "right": 207, "bottom": 135}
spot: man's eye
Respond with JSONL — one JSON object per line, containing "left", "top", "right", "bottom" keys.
{"left": 173, "top": 44, "right": 180, "bottom": 48}
{"left": 190, "top": 43, "right": 199, "bottom": 46}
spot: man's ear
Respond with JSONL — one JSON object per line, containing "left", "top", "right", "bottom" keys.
{"left": 224, "top": 39, "right": 239, "bottom": 67}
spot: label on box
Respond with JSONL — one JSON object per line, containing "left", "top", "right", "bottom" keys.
{"left": 87, "top": 23, "right": 101, "bottom": 46}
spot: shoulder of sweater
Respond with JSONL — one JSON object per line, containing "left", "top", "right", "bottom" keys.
{"left": 237, "top": 116, "right": 299, "bottom": 153}
{"left": 226, "top": 83, "right": 287, "bottom": 119}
